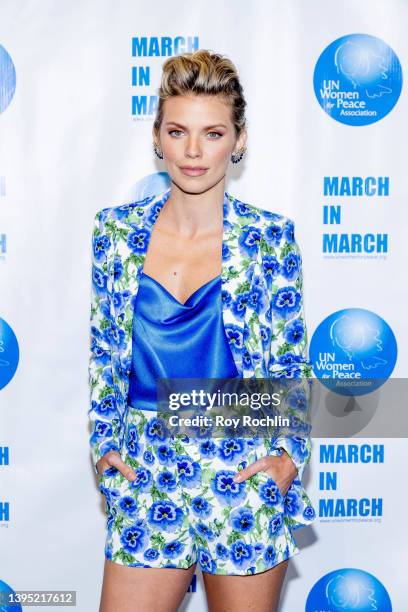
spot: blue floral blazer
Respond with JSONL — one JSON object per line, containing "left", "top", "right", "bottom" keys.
{"left": 88, "top": 188, "right": 315, "bottom": 529}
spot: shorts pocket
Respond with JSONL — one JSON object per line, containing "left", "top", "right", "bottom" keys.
{"left": 98, "top": 465, "right": 132, "bottom": 506}
{"left": 255, "top": 468, "right": 285, "bottom": 511}
{"left": 248, "top": 445, "right": 286, "bottom": 509}
{"left": 99, "top": 465, "right": 119, "bottom": 481}
{"left": 257, "top": 466, "right": 286, "bottom": 498}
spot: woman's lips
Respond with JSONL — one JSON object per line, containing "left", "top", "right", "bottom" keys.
{"left": 179, "top": 167, "right": 208, "bottom": 176}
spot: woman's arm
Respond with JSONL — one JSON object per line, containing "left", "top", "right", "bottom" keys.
{"left": 88, "top": 209, "right": 121, "bottom": 474}
{"left": 263, "top": 216, "right": 313, "bottom": 482}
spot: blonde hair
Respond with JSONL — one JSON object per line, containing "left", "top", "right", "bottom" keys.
{"left": 153, "top": 49, "right": 247, "bottom": 138}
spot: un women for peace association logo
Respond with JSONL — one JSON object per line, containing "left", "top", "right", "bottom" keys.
{"left": 0, "top": 44, "right": 16, "bottom": 113}
{"left": 306, "top": 568, "right": 392, "bottom": 611}
{"left": 310, "top": 308, "right": 397, "bottom": 396}
{"left": 0, "top": 318, "right": 19, "bottom": 390}
{"left": 313, "top": 33, "right": 403, "bottom": 125}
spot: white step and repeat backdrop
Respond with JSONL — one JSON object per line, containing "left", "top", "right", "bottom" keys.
{"left": 1, "top": 1, "right": 407, "bottom": 610}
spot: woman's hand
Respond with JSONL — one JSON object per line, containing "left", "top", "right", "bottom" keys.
{"left": 96, "top": 450, "right": 136, "bottom": 482}
{"left": 232, "top": 450, "right": 298, "bottom": 497}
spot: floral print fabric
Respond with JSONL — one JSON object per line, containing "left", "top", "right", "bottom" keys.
{"left": 99, "top": 408, "right": 316, "bottom": 574}
{"left": 89, "top": 188, "right": 318, "bottom": 570}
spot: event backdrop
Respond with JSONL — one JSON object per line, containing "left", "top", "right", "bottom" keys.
{"left": 0, "top": 0, "right": 407, "bottom": 610}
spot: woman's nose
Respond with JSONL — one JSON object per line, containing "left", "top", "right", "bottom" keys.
{"left": 184, "top": 137, "right": 202, "bottom": 158}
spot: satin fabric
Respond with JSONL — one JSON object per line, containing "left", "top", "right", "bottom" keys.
{"left": 127, "top": 272, "right": 240, "bottom": 411}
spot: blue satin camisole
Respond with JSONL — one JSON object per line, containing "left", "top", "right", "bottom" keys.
{"left": 127, "top": 272, "right": 239, "bottom": 411}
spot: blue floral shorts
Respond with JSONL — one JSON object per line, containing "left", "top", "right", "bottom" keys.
{"left": 98, "top": 407, "right": 316, "bottom": 575}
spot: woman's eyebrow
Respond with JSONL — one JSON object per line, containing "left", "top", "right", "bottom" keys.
{"left": 164, "top": 121, "right": 228, "bottom": 129}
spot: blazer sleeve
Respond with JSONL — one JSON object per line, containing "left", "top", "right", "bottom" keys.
{"left": 88, "top": 209, "right": 122, "bottom": 474}
{"left": 263, "top": 216, "right": 313, "bottom": 481}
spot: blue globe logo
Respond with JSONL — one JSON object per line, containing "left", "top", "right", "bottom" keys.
{"left": 0, "top": 318, "right": 19, "bottom": 390}
{"left": 0, "top": 45, "right": 16, "bottom": 113}
{"left": 125, "top": 171, "right": 171, "bottom": 203}
{"left": 0, "top": 579, "right": 22, "bottom": 610}
{"left": 307, "top": 568, "right": 392, "bottom": 611}
{"left": 313, "top": 33, "right": 403, "bottom": 125}
{"left": 310, "top": 308, "right": 397, "bottom": 395}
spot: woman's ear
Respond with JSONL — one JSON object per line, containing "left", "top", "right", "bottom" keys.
{"left": 236, "top": 128, "right": 248, "bottom": 151}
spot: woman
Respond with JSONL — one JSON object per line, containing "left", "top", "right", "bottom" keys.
{"left": 89, "top": 49, "right": 316, "bottom": 612}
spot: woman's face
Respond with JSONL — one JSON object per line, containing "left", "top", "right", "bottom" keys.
{"left": 156, "top": 93, "right": 247, "bottom": 193}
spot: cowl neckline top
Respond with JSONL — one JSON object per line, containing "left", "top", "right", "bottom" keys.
{"left": 141, "top": 271, "right": 221, "bottom": 310}
{"left": 127, "top": 271, "right": 239, "bottom": 410}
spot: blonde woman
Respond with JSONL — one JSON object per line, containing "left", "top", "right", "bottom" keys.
{"left": 89, "top": 49, "right": 316, "bottom": 611}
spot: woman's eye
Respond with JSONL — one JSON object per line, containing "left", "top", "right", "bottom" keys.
{"left": 168, "top": 130, "right": 223, "bottom": 138}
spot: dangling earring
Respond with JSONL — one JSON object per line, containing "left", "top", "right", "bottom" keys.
{"left": 153, "top": 142, "right": 164, "bottom": 159}
{"left": 231, "top": 147, "right": 246, "bottom": 164}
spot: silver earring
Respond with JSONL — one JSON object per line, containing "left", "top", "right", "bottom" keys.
{"left": 153, "top": 142, "right": 164, "bottom": 159}
{"left": 231, "top": 147, "right": 246, "bottom": 164}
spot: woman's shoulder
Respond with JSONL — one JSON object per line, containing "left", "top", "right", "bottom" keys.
{"left": 93, "top": 193, "right": 158, "bottom": 225}
{"left": 230, "top": 194, "right": 295, "bottom": 232}
{"left": 229, "top": 195, "right": 299, "bottom": 252}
